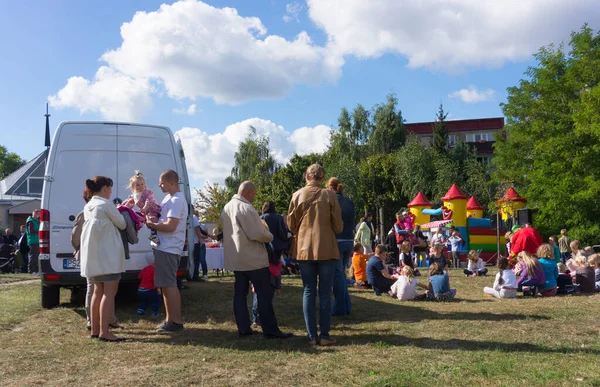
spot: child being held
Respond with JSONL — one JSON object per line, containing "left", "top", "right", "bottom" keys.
{"left": 587, "top": 254, "right": 600, "bottom": 291}
{"left": 423, "top": 262, "right": 456, "bottom": 302}
{"left": 390, "top": 266, "right": 421, "bottom": 300}
{"left": 483, "top": 257, "right": 517, "bottom": 299}
{"left": 351, "top": 243, "right": 370, "bottom": 288}
{"left": 573, "top": 255, "right": 595, "bottom": 293}
{"left": 137, "top": 257, "right": 162, "bottom": 316}
{"left": 464, "top": 250, "right": 488, "bottom": 277}
{"left": 124, "top": 171, "right": 161, "bottom": 244}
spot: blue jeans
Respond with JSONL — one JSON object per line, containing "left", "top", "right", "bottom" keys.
{"left": 137, "top": 288, "right": 161, "bottom": 315}
{"left": 298, "top": 260, "right": 337, "bottom": 340}
{"left": 234, "top": 268, "right": 280, "bottom": 336}
{"left": 252, "top": 287, "right": 275, "bottom": 325}
{"left": 332, "top": 241, "right": 353, "bottom": 316}
{"left": 193, "top": 243, "right": 207, "bottom": 279}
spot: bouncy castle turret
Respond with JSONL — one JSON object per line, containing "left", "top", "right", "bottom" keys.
{"left": 498, "top": 187, "right": 527, "bottom": 222}
{"left": 441, "top": 184, "right": 469, "bottom": 228}
{"left": 407, "top": 192, "right": 433, "bottom": 226}
{"left": 466, "top": 196, "right": 485, "bottom": 218}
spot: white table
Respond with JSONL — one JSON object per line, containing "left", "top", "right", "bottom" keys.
{"left": 205, "top": 247, "right": 224, "bottom": 270}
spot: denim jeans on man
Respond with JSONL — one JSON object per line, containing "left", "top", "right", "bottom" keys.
{"left": 234, "top": 268, "right": 280, "bottom": 336}
{"left": 298, "top": 259, "right": 337, "bottom": 340}
{"left": 192, "top": 243, "right": 207, "bottom": 279}
{"left": 332, "top": 240, "right": 353, "bottom": 316}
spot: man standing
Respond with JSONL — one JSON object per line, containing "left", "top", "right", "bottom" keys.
{"left": 221, "top": 181, "right": 292, "bottom": 339}
{"left": 147, "top": 170, "right": 188, "bottom": 333}
{"left": 26, "top": 210, "right": 40, "bottom": 274}
{"left": 17, "top": 225, "right": 29, "bottom": 273}
{"left": 190, "top": 210, "right": 209, "bottom": 281}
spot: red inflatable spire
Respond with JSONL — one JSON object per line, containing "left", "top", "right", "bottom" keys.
{"left": 407, "top": 192, "right": 433, "bottom": 207}
{"left": 466, "top": 196, "right": 485, "bottom": 210}
{"left": 441, "top": 184, "right": 468, "bottom": 201}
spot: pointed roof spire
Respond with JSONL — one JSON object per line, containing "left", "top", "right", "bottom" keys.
{"left": 407, "top": 192, "right": 433, "bottom": 207}
{"left": 44, "top": 103, "right": 51, "bottom": 148}
{"left": 467, "top": 196, "right": 485, "bottom": 210}
{"left": 499, "top": 187, "right": 527, "bottom": 203}
{"left": 441, "top": 184, "right": 468, "bottom": 201}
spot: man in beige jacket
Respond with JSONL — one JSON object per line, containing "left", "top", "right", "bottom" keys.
{"left": 221, "top": 181, "right": 292, "bottom": 339}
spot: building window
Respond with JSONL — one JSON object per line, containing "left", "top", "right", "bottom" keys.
{"left": 28, "top": 177, "right": 44, "bottom": 195}
{"left": 467, "top": 133, "right": 492, "bottom": 142}
{"left": 448, "top": 135, "right": 457, "bottom": 147}
{"left": 476, "top": 156, "right": 491, "bottom": 165}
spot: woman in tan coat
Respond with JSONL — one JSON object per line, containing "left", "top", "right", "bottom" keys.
{"left": 288, "top": 164, "right": 343, "bottom": 345}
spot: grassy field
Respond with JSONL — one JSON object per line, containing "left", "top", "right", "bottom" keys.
{"left": 1, "top": 270, "right": 600, "bottom": 386}
{"left": 0, "top": 273, "right": 38, "bottom": 284}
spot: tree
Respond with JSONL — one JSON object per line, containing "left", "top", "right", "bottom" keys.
{"left": 493, "top": 25, "right": 600, "bottom": 242}
{"left": 369, "top": 93, "right": 406, "bottom": 154}
{"left": 0, "top": 145, "right": 26, "bottom": 180}
{"left": 396, "top": 136, "right": 437, "bottom": 202}
{"left": 271, "top": 153, "right": 323, "bottom": 213}
{"left": 193, "top": 182, "right": 230, "bottom": 227}
{"left": 432, "top": 103, "right": 449, "bottom": 154}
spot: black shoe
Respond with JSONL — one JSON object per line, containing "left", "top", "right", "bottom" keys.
{"left": 91, "top": 335, "right": 99, "bottom": 339}
{"left": 264, "top": 331, "right": 293, "bottom": 339}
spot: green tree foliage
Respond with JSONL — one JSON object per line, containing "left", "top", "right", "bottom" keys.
{"left": 493, "top": 25, "right": 600, "bottom": 242}
{"left": 271, "top": 153, "right": 322, "bottom": 213}
{"left": 193, "top": 182, "right": 230, "bottom": 227}
{"left": 0, "top": 145, "right": 26, "bottom": 180}
{"left": 369, "top": 93, "right": 406, "bottom": 154}
{"left": 432, "top": 103, "right": 449, "bottom": 154}
{"left": 396, "top": 136, "right": 437, "bottom": 201}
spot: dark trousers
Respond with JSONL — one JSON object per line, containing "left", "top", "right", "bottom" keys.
{"left": 137, "top": 288, "right": 161, "bottom": 314}
{"left": 234, "top": 268, "right": 280, "bottom": 336}
{"left": 20, "top": 248, "right": 29, "bottom": 273}
{"left": 373, "top": 277, "right": 396, "bottom": 295}
{"left": 560, "top": 252, "right": 571, "bottom": 265}
{"left": 192, "top": 243, "right": 207, "bottom": 279}
{"left": 28, "top": 244, "right": 39, "bottom": 273}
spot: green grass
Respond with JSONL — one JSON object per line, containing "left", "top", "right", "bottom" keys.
{"left": 0, "top": 269, "right": 599, "bottom": 386}
{"left": 0, "top": 273, "right": 38, "bottom": 284}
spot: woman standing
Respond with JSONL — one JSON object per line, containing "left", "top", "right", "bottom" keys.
{"left": 80, "top": 176, "right": 127, "bottom": 342}
{"left": 327, "top": 177, "right": 355, "bottom": 317}
{"left": 260, "top": 200, "right": 289, "bottom": 265}
{"left": 288, "top": 164, "right": 343, "bottom": 345}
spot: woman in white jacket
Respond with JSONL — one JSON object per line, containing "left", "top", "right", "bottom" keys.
{"left": 80, "top": 176, "right": 126, "bottom": 342}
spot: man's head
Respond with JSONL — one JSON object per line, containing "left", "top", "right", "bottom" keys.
{"left": 159, "top": 170, "right": 180, "bottom": 194}
{"left": 366, "top": 213, "right": 372, "bottom": 222}
{"left": 238, "top": 181, "right": 257, "bottom": 202}
{"left": 32, "top": 209, "right": 40, "bottom": 219}
{"left": 19, "top": 225, "right": 25, "bottom": 234}
{"left": 5, "top": 228, "right": 12, "bottom": 236}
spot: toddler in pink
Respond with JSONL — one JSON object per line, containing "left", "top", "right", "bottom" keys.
{"left": 124, "top": 171, "right": 161, "bottom": 244}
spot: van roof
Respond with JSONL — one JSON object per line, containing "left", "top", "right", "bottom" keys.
{"left": 58, "top": 121, "right": 171, "bottom": 131}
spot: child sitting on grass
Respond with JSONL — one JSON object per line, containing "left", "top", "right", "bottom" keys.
{"left": 389, "top": 266, "right": 421, "bottom": 301}
{"left": 351, "top": 243, "right": 370, "bottom": 289}
{"left": 548, "top": 236, "right": 561, "bottom": 262}
{"left": 556, "top": 262, "right": 574, "bottom": 293}
{"left": 537, "top": 244, "right": 559, "bottom": 292}
{"left": 572, "top": 255, "right": 595, "bottom": 293}
{"left": 483, "top": 257, "right": 517, "bottom": 299}
{"left": 422, "top": 262, "right": 456, "bottom": 302}
{"left": 366, "top": 245, "right": 399, "bottom": 296}
{"left": 137, "top": 257, "right": 162, "bottom": 316}
{"left": 464, "top": 250, "right": 488, "bottom": 277}
{"left": 517, "top": 252, "right": 546, "bottom": 295}
{"left": 428, "top": 243, "right": 448, "bottom": 272}
{"left": 566, "top": 240, "right": 584, "bottom": 272}
{"left": 588, "top": 254, "right": 600, "bottom": 291}
{"left": 399, "top": 240, "right": 420, "bottom": 276}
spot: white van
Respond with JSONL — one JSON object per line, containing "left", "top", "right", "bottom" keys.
{"left": 39, "top": 122, "right": 194, "bottom": 308}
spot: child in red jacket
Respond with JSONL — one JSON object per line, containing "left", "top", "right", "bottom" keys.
{"left": 137, "top": 257, "right": 162, "bottom": 316}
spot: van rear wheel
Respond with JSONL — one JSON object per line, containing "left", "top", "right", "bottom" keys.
{"left": 41, "top": 284, "right": 60, "bottom": 309}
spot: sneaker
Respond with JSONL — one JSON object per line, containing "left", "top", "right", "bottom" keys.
{"left": 319, "top": 337, "right": 337, "bottom": 346}
{"left": 203, "top": 275, "right": 208, "bottom": 280}
{"left": 136, "top": 310, "right": 146, "bottom": 316}
{"left": 156, "top": 320, "right": 169, "bottom": 330}
{"left": 157, "top": 321, "right": 184, "bottom": 333}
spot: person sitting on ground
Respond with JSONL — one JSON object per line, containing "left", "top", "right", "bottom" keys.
{"left": 390, "top": 266, "right": 422, "bottom": 301}
{"left": 137, "top": 257, "right": 162, "bottom": 316}
{"left": 556, "top": 262, "right": 574, "bottom": 292}
{"left": 464, "top": 250, "right": 488, "bottom": 277}
{"left": 366, "top": 244, "right": 399, "bottom": 296}
{"left": 588, "top": 254, "right": 600, "bottom": 291}
{"left": 399, "top": 240, "right": 420, "bottom": 276}
{"left": 566, "top": 240, "right": 584, "bottom": 272}
{"left": 537, "top": 244, "right": 558, "bottom": 292}
{"left": 423, "top": 262, "right": 456, "bottom": 302}
{"left": 427, "top": 243, "right": 448, "bottom": 272}
{"left": 351, "top": 243, "right": 370, "bottom": 288}
{"left": 483, "top": 257, "right": 518, "bottom": 299}
{"left": 513, "top": 253, "right": 526, "bottom": 277}
{"left": 572, "top": 255, "right": 595, "bottom": 293}
{"left": 516, "top": 252, "right": 546, "bottom": 294}
{"left": 548, "top": 236, "right": 561, "bottom": 262}
{"left": 505, "top": 231, "right": 513, "bottom": 257}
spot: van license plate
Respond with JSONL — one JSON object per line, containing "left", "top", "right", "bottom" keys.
{"left": 63, "top": 258, "right": 80, "bottom": 270}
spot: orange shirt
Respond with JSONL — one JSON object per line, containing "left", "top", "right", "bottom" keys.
{"left": 352, "top": 252, "right": 370, "bottom": 283}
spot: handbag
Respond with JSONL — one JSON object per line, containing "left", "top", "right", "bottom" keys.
{"left": 289, "top": 188, "right": 323, "bottom": 258}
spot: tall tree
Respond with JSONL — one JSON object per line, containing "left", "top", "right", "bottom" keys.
{"left": 194, "top": 182, "right": 230, "bottom": 226}
{"left": 0, "top": 145, "right": 26, "bottom": 180}
{"left": 369, "top": 93, "right": 406, "bottom": 154}
{"left": 493, "top": 25, "right": 600, "bottom": 242}
{"left": 432, "top": 103, "right": 449, "bottom": 154}
{"left": 271, "top": 153, "right": 323, "bottom": 213}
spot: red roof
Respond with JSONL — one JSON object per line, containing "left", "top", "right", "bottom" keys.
{"left": 467, "top": 196, "right": 485, "bottom": 210}
{"left": 407, "top": 192, "right": 433, "bottom": 207}
{"left": 441, "top": 184, "right": 469, "bottom": 201}
{"left": 499, "top": 187, "right": 527, "bottom": 203}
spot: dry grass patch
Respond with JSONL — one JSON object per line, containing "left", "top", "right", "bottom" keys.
{"left": 0, "top": 273, "right": 38, "bottom": 284}
{"left": 1, "top": 270, "right": 600, "bottom": 386}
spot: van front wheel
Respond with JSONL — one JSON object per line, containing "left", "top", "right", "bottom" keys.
{"left": 41, "top": 284, "right": 60, "bottom": 309}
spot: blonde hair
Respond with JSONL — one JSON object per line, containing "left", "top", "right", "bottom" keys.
{"left": 505, "top": 231, "right": 512, "bottom": 240}
{"left": 574, "top": 254, "right": 589, "bottom": 267}
{"left": 467, "top": 250, "right": 479, "bottom": 262}
{"left": 129, "top": 170, "right": 146, "bottom": 191}
{"left": 519, "top": 252, "right": 541, "bottom": 277}
{"left": 306, "top": 164, "right": 325, "bottom": 183}
{"left": 570, "top": 240, "right": 581, "bottom": 251}
{"left": 402, "top": 266, "right": 414, "bottom": 285}
{"left": 560, "top": 229, "right": 567, "bottom": 235}
{"left": 536, "top": 244, "right": 553, "bottom": 260}
{"left": 587, "top": 254, "right": 600, "bottom": 268}
{"left": 557, "top": 262, "right": 567, "bottom": 273}
{"left": 400, "top": 241, "right": 412, "bottom": 254}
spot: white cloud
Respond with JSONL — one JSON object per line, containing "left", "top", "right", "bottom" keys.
{"left": 48, "top": 66, "right": 153, "bottom": 121}
{"left": 175, "top": 118, "right": 331, "bottom": 187}
{"left": 173, "top": 104, "right": 197, "bottom": 115}
{"left": 307, "top": 0, "right": 600, "bottom": 72}
{"left": 283, "top": 2, "right": 304, "bottom": 23}
{"left": 449, "top": 85, "right": 495, "bottom": 103}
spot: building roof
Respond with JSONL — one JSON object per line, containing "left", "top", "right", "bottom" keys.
{"left": 405, "top": 117, "right": 504, "bottom": 135}
{"left": 407, "top": 192, "right": 433, "bottom": 207}
{"left": 0, "top": 149, "right": 48, "bottom": 201}
{"left": 467, "top": 196, "right": 485, "bottom": 210}
{"left": 441, "top": 184, "right": 469, "bottom": 201}
{"left": 498, "top": 187, "right": 527, "bottom": 204}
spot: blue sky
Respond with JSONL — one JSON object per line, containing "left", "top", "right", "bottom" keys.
{"left": 1, "top": 0, "right": 598, "bottom": 191}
